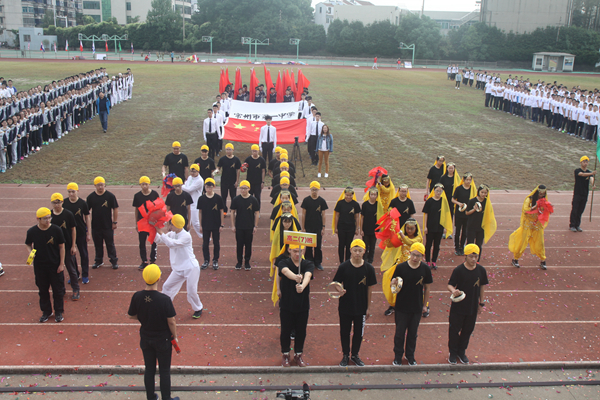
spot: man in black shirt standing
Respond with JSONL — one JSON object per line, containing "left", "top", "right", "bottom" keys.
{"left": 465, "top": 185, "right": 488, "bottom": 261}
{"left": 447, "top": 244, "right": 488, "bottom": 365}
{"left": 63, "top": 182, "right": 91, "bottom": 284}
{"left": 301, "top": 181, "right": 328, "bottom": 271}
{"left": 127, "top": 264, "right": 180, "bottom": 400}
{"left": 360, "top": 188, "right": 379, "bottom": 264}
{"left": 133, "top": 176, "right": 160, "bottom": 270}
{"left": 390, "top": 243, "right": 432, "bottom": 366}
{"left": 425, "top": 155, "right": 445, "bottom": 200}
{"left": 230, "top": 180, "right": 260, "bottom": 270}
{"left": 50, "top": 193, "right": 79, "bottom": 301}
{"left": 331, "top": 239, "right": 377, "bottom": 367}
{"left": 452, "top": 173, "right": 474, "bottom": 255}
{"left": 165, "top": 177, "right": 193, "bottom": 229}
{"left": 244, "top": 144, "right": 266, "bottom": 210}
{"left": 197, "top": 178, "right": 224, "bottom": 270}
{"left": 217, "top": 143, "right": 241, "bottom": 216}
{"left": 162, "top": 141, "right": 189, "bottom": 181}
{"left": 333, "top": 187, "right": 361, "bottom": 263}
{"left": 388, "top": 184, "right": 416, "bottom": 228}
{"left": 193, "top": 144, "right": 216, "bottom": 183}
{"left": 569, "top": 155, "right": 596, "bottom": 232}
{"left": 87, "top": 176, "right": 119, "bottom": 270}
{"left": 25, "top": 207, "right": 66, "bottom": 323}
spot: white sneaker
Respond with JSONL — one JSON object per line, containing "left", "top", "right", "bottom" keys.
{"left": 317, "top": 173, "right": 321, "bottom": 178}
{"left": 325, "top": 173, "right": 329, "bottom": 178}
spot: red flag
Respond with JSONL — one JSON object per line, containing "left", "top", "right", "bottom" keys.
{"left": 224, "top": 118, "right": 306, "bottom": 144}
{"left": 295, "top": 71, "right": 304, "bottom": 101}
{"left": 79, "top": 40, "right": 83, "bottom": 52}
{"left": 219, "top": 69, "right": 226, "bottom": 94}
{"left": 264, "top": 65, "right": 274, "bottom": 93}
{"left": 234, "top": 68, "right": 242, "bottom": 99}
{"left": 299, "top": 69, "right": 310, "bottom": 90}
{"left": 225, "top": 68, "right": 232, "bottom": 87}
{"left": 290, "top": 71, "right": 297, "bottom": 97}
{"left": 283, "top": 69, "right": 291, "bottom": 92}
{"left": 275, "top": 71, "right": 284, "bottom": 103}
{"left": 249, "top": 68, "right": 259, "bottom": 102}
{"left": 105, "top": 41, "right": 108, "bottom": 52}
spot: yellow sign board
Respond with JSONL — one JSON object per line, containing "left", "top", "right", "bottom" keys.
{"left": 283, "top": 230, "right": 317, "bottom": 247}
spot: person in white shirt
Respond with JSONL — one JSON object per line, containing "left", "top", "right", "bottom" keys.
{"left": 585, "top": 104, "right": 598, "bottom": 141}
{"left": 447, "top": 65, "right": 452, "bottom": 80}
{"left": 203, "top": 109, "right": 219, "bottom": 159}
{"left": 182, "top": 164, "right": 205, "bottom": 240}
{"left": 306, "top": 112, "right": 323, "bottom": 166}
{"left": 156, "top": 214, "right": 203, "bottom": 319}
{"left": 576, "top": 101, "right": 587, "bottom": 138}
{"left": 297, "top": 93, "right": 309, "bottom": 119}
{"left": 259, "top": 115, "right": 277, "bottom": 164}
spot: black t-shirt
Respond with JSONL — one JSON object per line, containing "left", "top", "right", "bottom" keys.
{"left": 389, "top": 197, "right": 416, "bottom": 228}
{"left": 422, "top": 197, "right": 443, "bottom": 232}
{"left": 132, "top": 190, "right": 160, "bottom": 221}
{"left": 574, "top": 168, "right": 591, "bottom": 197}
{"left": 194, "top": 156, "right": 216, "bottom": 181}
{"left": 334, "top": 199, "right": 361, "bottom": 231}
{"left": 440, "top": 175, "right": 455, "bottom": 204}
{"left": 270, "top": 185, "right": 298, "bottom": 204}
{"left": 448, "top": 263, "right": 489, "bottom": 315}
{"left": 63, "top": 198, "right": 89, "bottom": 237}
{"left": 196, "top": 193, "right": 224, "bottom": 230}
{"left": 333, "top": 260, "right": 377, "bottom": 316}
{"left": 86, "top": 190, "right": 119, "bottom": 230}
{"left": 165, "top": 190, "right": 194, "bottom": 222}
{"left": 453, "top": 185, "right": 471, "bottom": 219}
{"left": 466, "top": 197, "right": 486, "bottom": 232}
{"left": 392, "top": 261, "right": 433, "bottom": 313}
{"left": 244, "top": 155, "right": 266, "bottom": 184}
{"left": 230, "top": 195, "right": 259, "bottom": 229}
{"left": 427, "top": 165, "right": 444, "bottom": 192}
{"left": 277, "top": 258, "right": 315, "bottom": 312}
{"left": 301, "top": 196, "right": 329, "bottom": 232}
{"left": 163, "top": 152, "right": 189, "bottom": 180}
{"left": 268, "top": 158, "right": 280, "bottom": 174}
{"left": 361, "top": 201, "right": 378, "bottom": 235}
{"left": 217, "top": 155, "right": 241, "bottom": 184}
{"left": 128, "top": 290, "right": 176, "bottom": 340}
{"left": 25, "top": 224, "right": 65, "bottom": 268}
{"left": 51, "top": 209, "right": 76, "bottom": 250}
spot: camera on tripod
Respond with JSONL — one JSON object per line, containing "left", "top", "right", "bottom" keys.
{"left": 275, "top": 383, "right": 310, "bottom": 400}
{"left": 294, "top": 136, "right": 299, "bottom": 145}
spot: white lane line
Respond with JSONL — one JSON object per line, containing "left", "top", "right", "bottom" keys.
{"left": 2, "top": 264, "right": 600, "bottom": 269}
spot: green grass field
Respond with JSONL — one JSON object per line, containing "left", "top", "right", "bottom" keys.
{"left": 1, "top": 60, "right": 598, "bottom": 191}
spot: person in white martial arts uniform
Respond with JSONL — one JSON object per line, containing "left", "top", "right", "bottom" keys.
{"left": 156, "top": 214, "right": 203, "bottom": 319}
{"left": 182, "top": 163, "right": 204, "bottom": 239}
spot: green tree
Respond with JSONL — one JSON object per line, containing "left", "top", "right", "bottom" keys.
{"left": 146, "top": 0, "right": 181, "bottom": 51}
{"left": 42, "top": 10, "right": 55, "bottom": 28}
{"left": 395, "top": 13, "right": 442, "bottom": 59}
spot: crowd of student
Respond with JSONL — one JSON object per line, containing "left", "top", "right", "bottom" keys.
{"left": 0, "top": 69, "right": 134, "bottom": 173}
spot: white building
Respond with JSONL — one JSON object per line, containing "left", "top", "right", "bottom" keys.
{"left": 82, "top": 0, "right": 192, "bottom": 24}
{"left": 479, "top": 0, "right": 572, "bottom": 34}
{"left": 314, "top": 0, "right": 407, "bottom": 32}
{"left": 419, "top": 10, "right": 480, "bottom": 35}
{"left": 1, "top": 0, "right": 80, "bottom": 30}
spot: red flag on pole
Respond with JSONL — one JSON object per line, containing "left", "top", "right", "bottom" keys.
{"left": 249, "top": 68, "right": 259, "bottom": 102}
{"left": 219, "top": 69, "right": 226, "bottom": 94}
{"left": 225, "top": 68, "right": 232, "bottom": 87}
{"left": 290, "top": 70, "right": 297, "bottom": 97}
{"left": 79, "top": 40, "right": 83, "bottom": 52}
{"left": 105, "top": 41, "right": 108, "bottom": 52}
{"left": 299, "top": 69, "right": 310, "bottom": 89}
{"left": 295, "top": 71, "right": 304, "bottom": 101}
{"left": 264, "top": 65, "right": 274, "bottom": 93}
{"left": 275, "top": 71, "right": 284, "bottom": 103}
{"left": 234, "top": 68, "right": 242, "bottom": 99}
{"left": 283, "top": 69, "right": 291, "bottom": 92}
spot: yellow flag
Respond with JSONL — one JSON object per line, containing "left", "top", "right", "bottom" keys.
{"left": 482, "top": 192, "right": 497, "bottom": 244}
{"left": 426, "top": 190, "right": 453, "bottom": 238}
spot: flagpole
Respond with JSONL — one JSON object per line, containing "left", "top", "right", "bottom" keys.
{"left": 590, "top": 156, "right": 597, "bottom": 222}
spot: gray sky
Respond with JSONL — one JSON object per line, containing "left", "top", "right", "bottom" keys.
{"left": 311, "top": 0, "right": 480, "bottom": 12}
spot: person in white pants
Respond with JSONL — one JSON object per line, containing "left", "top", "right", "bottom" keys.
{"left": 182, "top": 163, "right": 204, "bottom": 239}
{"left": 156, "top": 214, "right": 203, "bottom": 319}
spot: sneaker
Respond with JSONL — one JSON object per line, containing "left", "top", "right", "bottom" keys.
{"left": 92, "top": 262, "right": 103, "bottom": 269}
{"left": 448, "top": 354, "right": 457, "bottom": 364}
{"left": 540, "top": 261, "right": 547, "bottom": 270}
{"left": 570, "top": 227, "right": 577, "bottom": 232}
{"left": 39, "top": 313, "right": 53, "bottom": 323}
{"left": 201, "top": 260, "right": 209, "bottom": 270}
{"left": 407, "top": 358, "right": 417, "bottom": 366}
{"left": 384, "top": 306, "right": 395, "bottom": 316}
{"left": 316, "top": 264, "right": 324, "bottom": 271}
{"left": 192, "top": 309, "right": 203, "bottom": 319}
{"left": 392, "top": 359, "right": 402, "bottom": 366}
{"left": 82, "top": 277, "right": 89, "bottom": 284}
{"left": 511, "top": 259, "right": 520, "bottom": 268}
{"left": 350, "top": 355, "right": 365, "bottom": 367}
{"left": 111, "top": 264, "right": 119, "bottom": 270}
{"left": 244, "top": 263, "right": 251, "bottom": 271}
{"left": 294, "top": 353, "right": 307, "bottom": 367}
{"left": 427, "top": 262, "right": 431, "bottom": 268}
{"left": 317, "top": 173, "right": 321, "bottom": 178}
{"left": 576, "top": 227, "right": 583, "bottom": 232}
{"left": 235, "top": 263, "right": 242, "bottom": 270}
{"left": 55, "top": 313, "right": 64, "bottom": 323}
{"left": 282, "top": 353, "right": 291, "bottom": 367}
{"left": 72, "top": 291, "right": 80, "bottom": 301}
{"left": 422, "top": 306, "right": 430, "bottom": 318}
{"left": 431, "top": 262, "right": 437, "bottom": 270}
{"left": 0, "top": 268, "right": 4, "bottom": 277}
{"left": 339, "top": 354, "right": 349, "bottom": 367}
{"left": 212, "top": 260, "right": 219, "bottom": 270}
{"left": 447, "top": 234, "right": 453, "bottom": 239}
{"left": 325, "top": 173, "right": 329, "bottom": 178}
{"left": 458, "top": 354, "right": 469, "bottom": 364}
{"left": 138, "top": 262, "right": 148, "bottom": 271}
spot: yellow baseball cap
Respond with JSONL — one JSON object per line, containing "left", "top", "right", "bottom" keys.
{"left": 280, "top": 161, "right": 289, "bottom": 169}
{"left": 580, "top": 156, "right": 590, "bottom": 162}
{"left": 94, "top": 176, "right": 105, "bottom": 185}
{"left": 464, "top": 243, "right": 480, "bottom": 255}
{"left": 280, "top": 171, "right": 290, "bottom": 178}
{"left": 171, "top": 214, "right": 185, "bottom": 229}
{"left": 50, "top": 193, "right": 63, "bottom": 202}
{"left": 310, "top": 181, "right": 320, "bottom": 189}
{"left": 172, "top": 141, "right": 181, "bottom": 148}
{"left": 201, "top": 144, "right": 209, "bottom": 151}
{"left": 351, "top": 239, "right": 366, "bottom": 249}
{"left": 143, "top": 264, "right": 162, "bottom": 285}
{"left": 36, "top": 207, "right": 51, "bottom": 218}
{"left": 239, "top": 180, "right": 250, "bottom": 188}
{"left": 251, "top": 144, "right": 260, "bottom": 151}
{"left": 190, "top": 164, "right": 200, "bottom": 171}
{"left": 67, "top": 182, "right": 79, "bottom": 191}
{"left": 225, "top": 143, "right": 234, "bottom": 150}
{"left": 205, "top": 178, "right": 216, "bottom": 185}
{"left": 410, "top": 243, "right": 425, "bottom": 255}
{"left": 275, "top": 146, "right": 282, "bottom": 153}
{"left": 139, "top": 176, "right": 150, "bottom": 184}
{"left": 172, "top": 177, "right": 183, "bottom": 186}
{"left": 280, "top": 177, "right": 290, "bottom": 185}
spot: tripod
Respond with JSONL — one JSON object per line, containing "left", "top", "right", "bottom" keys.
{"left": 291, "top": 136, "right": 305, "bottom": 177}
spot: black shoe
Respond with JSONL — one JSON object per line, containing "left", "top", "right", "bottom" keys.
{"left": 72, "top": 291, "right": 80, "bottom": 301}
{"left": 407, "top": 358, "right": 417, "bottom": 366}
{"left": 422, "top": 306, "right": 430, "bottom": 318}
{"left": 540, "top": 261, "right": 547, "bottom": 270}
{"left": 201, "top": 260, "right": 209, "bottom": 270}
{"left": 576, "top": 227, "right": 583, "bottom": 232}
{"left": 458, "top": 354, "right": 469, "bottom": 364}
{"left": 392, "top": 359, "right": 402, "bottom": 366}
{"left": 351, "top": 355, "right": 365, "bottom": 366}
{"left": 511, "top": 259, "right": 520, "bottom": 268}
{"left": 171, "top": 397, "right": 180, "bottom": 400}
{"left": 193, "top": 309, "right": 203, "bottom": 319}
{"left": 448, "top": 354, "right": 457, "bottom": 364}
{"left": 138, "top": 262, "right": 148, "bottom": 271}
{"left": 92, "top": 262, "right": 103, "bottom": 269}
{"left": 55, "top": 313, "right": 64, "bottom": 323}
{"left": 570, "top": 227, "right": 578, "bottom": 232}
{"left": 212, "top": 260, "right": 219, "bottom": 270}
{"left": 39, "top": 313, "right": 53, "bottom": 323}
{"left": 316, "top": 264, "right": 324, "bottom": 271}
{"left": 111, "top": 264, "right": 119, "bottom": 270}
{"left": 384, "top": 306, "right": 394, "bottom": 316}
{"left": 339, "top": 354, "right": 349, "bottom": 367}
{"left": 235, "top": 263, "right": 242, "bottom": 270}
{"left": 0, "top": 268, "right": 4, "bottom": 277}
{"left": 244, "top": 263, "right": 251, "bottom": 271}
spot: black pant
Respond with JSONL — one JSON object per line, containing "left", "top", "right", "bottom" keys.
{"left": 448, "top": 310, "right": 478, "bottom": 357}
{"left": 138, "top": 231, "right": 157, "bottom": 263}
{"left": 586, "top": 125, "right": 597, "bottom": 141}
{"left": 221, "top": 183, "right": 236, "bottom": 213}
{"left": 570, "top": 194, "right": 588, "bottom": 228}
{"left": 338, "top": 229, "right": 355, "bottom": 263}
{"left": 74, "top": 234, "right": 89, "bottom": 278}
{"left": 34, "top": 265, "right": 65, "bottom": 314}
{"left": 202, "top": 228, "right": 220, "bottom": 261}
{"left": 235, "top": 228, "right": 253, "bottom": 264}
{"left": 425, "top": 231, "right": 443, "bottom": 263}
{"left": 261, "top": 142, "right": 274, "bottom": 165}
{"left": 206, "top": 133, "right": 218, "bottom": 160}
{"left": 42, "top": 124, "right": 50, "bottom": 142}
{"left": 249, "top": 182, "right": 262, "bottom": 211}
{"left": 140, "top": 336, "right": 172, "bottom": 400}
{"left": 64, "top": 248, "right": 80, "bottom": 291}
{"left": 307, "top": 135, "right": 317, "bottom": 164}
{"left": 92, "top": 228, "right": 118, "bottom": 265}
{"left": 304, "top": 229, "right": 323, "bottom": 266}
{"left": 394, "top": 310, "right": 422, "bottom": 361}
{"left": 466, "top": 228, "right": 484, "bottom": 261}
{"left": 339, "top": 312, "right": 366, "bottom": 356}
{"left": 454, "top": 216, "right": 468, "bottom": 252}
{"left": 280, "top": 309, "right": 309, "bottom": 353}
{"left": 362, "top": 233, "right": 376, "bottom": 264}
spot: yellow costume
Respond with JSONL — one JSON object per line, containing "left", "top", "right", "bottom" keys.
{"left": 426, "top": 189, "right": 454, "bottom": 239}
{"left": 508, "top": 188, "right": 548, "bottom": 261}
{"left": 377, "top": 179, "right": 395, "bottom": 214}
